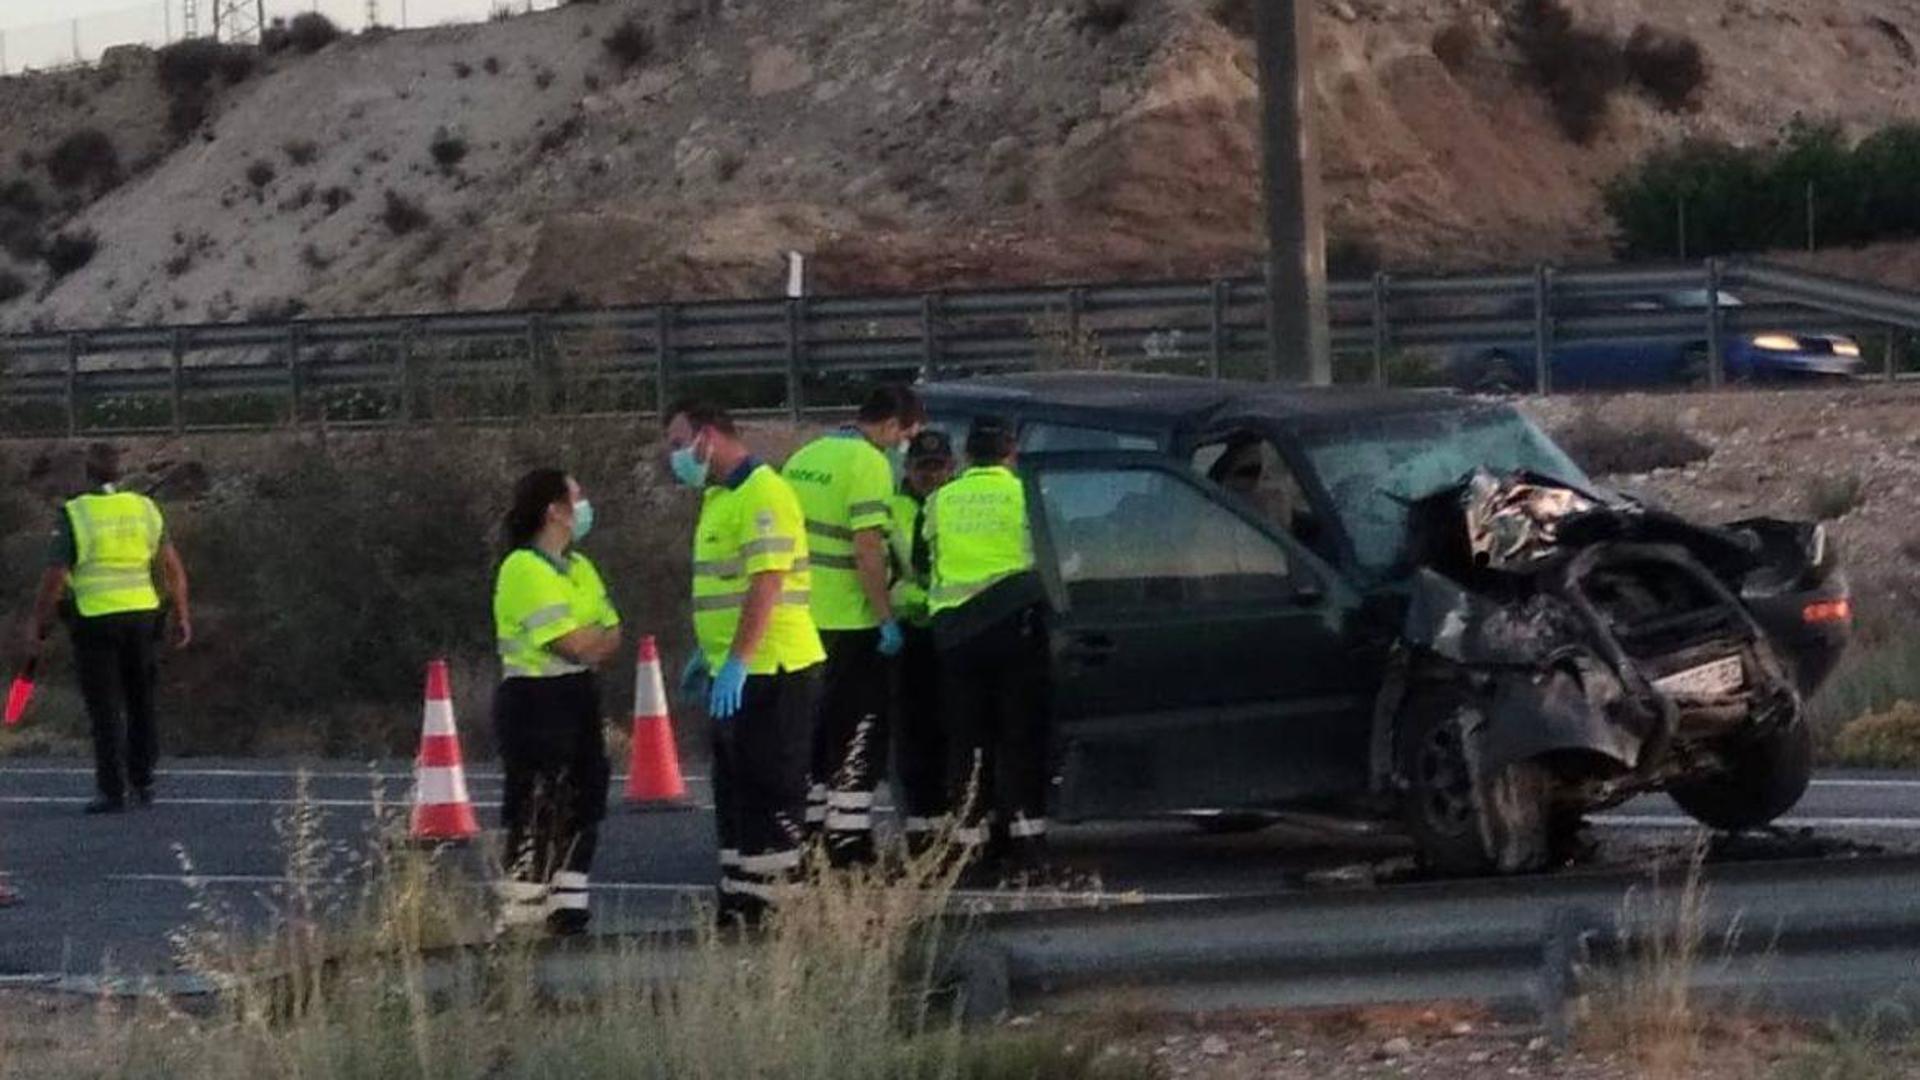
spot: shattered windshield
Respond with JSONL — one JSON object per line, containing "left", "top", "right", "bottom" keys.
{"left": 1296, "top": 406, "right": 1591, "bottom": 581}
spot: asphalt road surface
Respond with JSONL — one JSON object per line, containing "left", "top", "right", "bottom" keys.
{"left": 3, "top": 760, "right": 1918, "bottom": 982}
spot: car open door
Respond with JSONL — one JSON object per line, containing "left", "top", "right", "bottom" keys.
{"left": 1022, "top": 453, "right": 1377, "bottom": 821}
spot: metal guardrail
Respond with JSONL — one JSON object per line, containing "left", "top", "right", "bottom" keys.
{"left": 5, "top": 257, "right": 1920, "bottom": 437}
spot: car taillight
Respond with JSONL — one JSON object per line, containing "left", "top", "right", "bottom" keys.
{"left": 1803, "top": 599, "right": 1852, "bottom": 625}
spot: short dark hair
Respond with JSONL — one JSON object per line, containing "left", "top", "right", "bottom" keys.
{"left": 856, "top": 384, "right": 925, "bottom": 426}
{"left": 84, "top": 442, "right": 122, "bottom": 486}
{"left": 965, "top": 417, "right": 1017, "bottom": 464}
{"left": 664, "top": 398, "right": 737, "bottom": 436}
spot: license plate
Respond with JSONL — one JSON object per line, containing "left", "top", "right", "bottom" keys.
{"left": 1654, "top": 655, "right": 1745, "bottom": 697}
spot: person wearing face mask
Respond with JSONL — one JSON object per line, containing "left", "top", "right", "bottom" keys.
{"left": 778, "top": 384, "right": 924, "bottom": 868}
{"left": 667, "top": 400, "right": 824, "bottom": 926}
{"left": 491, "top": 468, "right": 622, "bottom": 936}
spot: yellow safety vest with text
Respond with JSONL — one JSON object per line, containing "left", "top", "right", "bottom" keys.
{"left": 887, "top": 491, "right": 931, "bottom": 628}
{"left": 781, "top": 431, "right": 894, "bottom": 631}
{"left": 927, "top": 466, "right": 1033, "bottom": 616}
{"left": 693, "top": 463, "right": 827, "bottom": 674}
{"left": 65, "top": 491, "right": 164, "bottom": 617}
{"left": 493, "top": 548, "right": 620, "bottom": 679}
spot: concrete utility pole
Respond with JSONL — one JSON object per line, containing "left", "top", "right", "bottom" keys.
{"left": 1254, "top": 0, "right": 1331, "bottom": 385}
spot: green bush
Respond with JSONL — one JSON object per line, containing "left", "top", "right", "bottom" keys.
{"left": 1606, "top": 120, "right": 1920, "bottom": 257}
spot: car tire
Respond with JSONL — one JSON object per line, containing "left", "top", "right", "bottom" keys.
{"left": 1397, "top": 685, "right": 1555, "bottom": 876}
{"left": 1189, "top": 812, "right": 1277, "bottom": 836}
{"left": 1667, "top": 722, "right": 1813, "bottom": 831}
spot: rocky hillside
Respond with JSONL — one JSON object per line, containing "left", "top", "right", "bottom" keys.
{"left": 4, "top": 0, "right": 1920, "bottom": 329}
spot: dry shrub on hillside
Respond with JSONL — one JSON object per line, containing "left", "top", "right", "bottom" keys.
{"left": 42, "top": 230, "right": 98, "bottom": 278}
{"left": 1625, "top": 24, "right": 1709, "bottom": 111}
{"left": 380, "top": 190, "right": 432, "bottom": 236}
{"left": 1804, "top": 472, "right": 1866, "bottom": 521}
{"left": 1431, "top": 20, "right": 1478, "bottom": 71}
{"left": 1076, "top": 0, "right": 1136, "bottom": 35}
{"left": 285, "top": 12, "right": 342, "bottom": 54}
{"left": 429, "top": 129, "right": 470, "bottom": 174}
{"left": 1509, "top": 0, "right": 1624, "bottom": 144}
{"left": 1554, "top": 410, "right": 1712, "bottom": 475}
{"left": 45, "top": 129, "right": 120, "bottom": 193}
{"left": 601, "top": 17, "right": 655, "bottom": 69}
{"left": 1207, "top": 0, "right": 1254, "bottom": 38}
{"left": 0, "top": 269, "right": 26, "bottom": 304}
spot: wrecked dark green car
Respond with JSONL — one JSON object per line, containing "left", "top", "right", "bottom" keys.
{"left": 921, "top": 373, "right": 1851, "bottom": 874}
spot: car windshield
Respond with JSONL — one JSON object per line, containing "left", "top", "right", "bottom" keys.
{"left": 1296, "top": 405, "right": 1592, "bottom": 581}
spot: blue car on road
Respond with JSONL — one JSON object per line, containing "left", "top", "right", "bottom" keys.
{"left": 1449, "top": 291, "right": 1864, "bottom": 391}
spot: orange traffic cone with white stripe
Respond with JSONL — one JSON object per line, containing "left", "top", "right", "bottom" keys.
{"left": 410, "top": 659, "right": 480, "bottom": 842}
{"left": 624, "top": 636, "right": 690, "bottom": 809}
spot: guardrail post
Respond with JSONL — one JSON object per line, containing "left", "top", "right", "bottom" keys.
{"left": 1207, "top": 280, "right": 1227, "bottom": 380}
{"left": 169, "top": 329, "right": 186, "bottom": 436}
{"left": 920, "top": 293, "right": 942, "bottom": 382}
{"left": 286, "top": 324, "right": 303, "bottom": 426}
{"left": 1704, "top": 258, "right": 1724, "bottom": 389}
{"left": 654, "top": 305, "right": 673, "bottom": 418}
{"left": 786, "top": 298, "right": 807, "bottom": 422}
{"left": 1370, "top": 272, "right": 1391, "bottom": 387}
{"left": 64, "top": 332, "right": 81, "bottom": 436}
{"left": 1532, "top": 265, "right": 1554, "bottom": 396}
{"left": 1067, "top": 287, "right": 1086, "bottom": 372}
{"left": 1886, "top": 330, "right": 1899, "bottom": 383}
{"left": 525, "top": 315, "right": 548, "bottom": 417}
{"left": 395, "top": 322, "right": 415, "bottom": 425}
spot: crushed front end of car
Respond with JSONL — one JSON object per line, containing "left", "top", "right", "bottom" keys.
{"left": 1382, "top": 470, "right": 1833, "bottom": 870}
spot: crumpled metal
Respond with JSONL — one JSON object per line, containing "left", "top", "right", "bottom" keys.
{"left": 1463, "top": 469, "right": 1598, "bottom": 570}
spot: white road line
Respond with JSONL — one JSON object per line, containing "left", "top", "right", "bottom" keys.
{"left": 0, "top": 795, "right": 727, "bottom": 812}
{"left": 1596, "top": 814, "right": 1920, "bottom": 831}
{"left": 1809, "top": 778, "right": 1920, "bottom": 791}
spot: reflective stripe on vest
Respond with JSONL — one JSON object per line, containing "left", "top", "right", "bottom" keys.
{"left": 691, "top": 465, "right": 827, "bottom": 674}
{"left": 783, "top": 432, "right": 892, "bottom": 631}
{"left": 928, "top": 466, "right": 1031, "bottom": 616}
{"left": 66, "top": 492, "right": 162, "bottom": 617}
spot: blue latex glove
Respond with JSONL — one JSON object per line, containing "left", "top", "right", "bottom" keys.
{"left": 679, "top": 652, "right": 710, "bottom": 697}
{"left": 708, "top": 657, "right": 749, "bottom": 720}
{"left": 876, "top": 618, "right": 905, "bottom": 658}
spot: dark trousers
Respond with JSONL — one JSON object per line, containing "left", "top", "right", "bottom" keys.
{"left": 73, "top": 612, "right": 159, "bottom": 802}
{"left": 811, "top": 629, "right": 890, "bottom": 866}
{"left": 941, "top": 608, "right": 1050, "bottom": 862}
{"left": 893, "top": 623, "right": 946, "bottom": 848}
{"left": 493, "top": 673, "right": 610, "bottom": 916}
{"left": 714, "top": 667, "right": 819, "bottom": 923}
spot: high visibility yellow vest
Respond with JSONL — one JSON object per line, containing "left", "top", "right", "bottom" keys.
{"left": 781, "top": 431, "right": 894, "bottom": 631}
{"left": 927, "top": 466, "right": 1033, "bottom": 616}
{"left": 65, "top": 491, "right": 163, "bottom": 617}
{"left": 887, "top": 491, "right": 931, "bottom": 628}
{"left": 493, "top": 548, "right": 619, "bottom": 679}
{"left": 693, "top": 464, "right": 826, "bottom": 674}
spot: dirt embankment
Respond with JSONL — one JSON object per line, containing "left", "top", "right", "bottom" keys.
{"left": 6, "top": 0, "right": 1920, "bottom": 329}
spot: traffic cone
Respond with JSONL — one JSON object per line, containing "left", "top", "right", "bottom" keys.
{"left": 624, "top": 636, "right": 690, "bottom": 809}
{"left": 410, "top": 659, "right": 480, "bottom": 842}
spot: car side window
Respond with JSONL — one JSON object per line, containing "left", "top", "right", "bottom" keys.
{"left": 1191, "top": 432, "right": 1319, "bottom": 547}
{"left": 1020, "top": 422, "right": 1159, "bottom": 453}
{"left": 1037, "top": 468, "right": 1292, "bottom": 610}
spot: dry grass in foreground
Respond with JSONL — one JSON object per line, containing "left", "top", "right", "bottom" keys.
{"left": 0, "top": 777, "right": 1155, "bottom": 1080}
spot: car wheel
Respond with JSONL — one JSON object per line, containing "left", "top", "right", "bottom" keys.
{"left": 1189, "top": 812, "right": 1277, "bottom": 836}
{"left": 1667, "top": 722, "right": 1813, "bottom": 831}
{"left": 1397, "top": 686, "right": 1554, "bottom": 876}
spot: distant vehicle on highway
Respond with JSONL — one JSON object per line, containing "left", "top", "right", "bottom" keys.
{"left": 922, "top": 373, "right": 1852, "bottom": 875}
{"left": 1447, "top": 291, "right": 1865, "bottom": 391}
